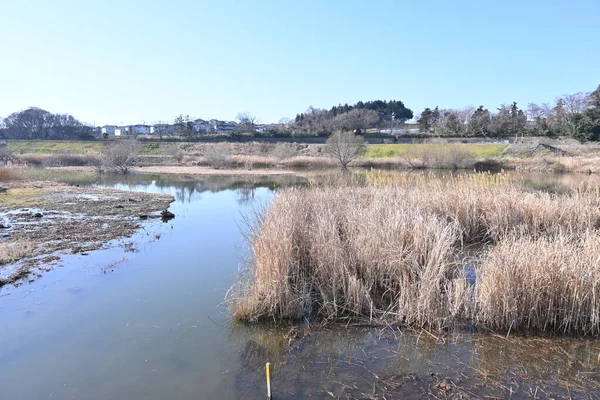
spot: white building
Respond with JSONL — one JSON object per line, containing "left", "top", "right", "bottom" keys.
{"left": 150, "top": 124, "right": 173, "bottom": 136}
{"left": 193, "top": 119, "right": 211, "bottom": 134}
{"left": 209, "top": 119, "right": 236, "bottom": 133}
{"left": 115, "top": 126, "right": 129, "bottom": 136}
{"left": 130, "top": 125, "right": 151, "bottom": 135}
{"left": 101, "top": 125, "right": 117, "bottom": 136}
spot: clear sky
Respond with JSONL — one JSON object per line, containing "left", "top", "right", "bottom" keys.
{"left": 1, "top": 0, "right": 598, "bottom": 125}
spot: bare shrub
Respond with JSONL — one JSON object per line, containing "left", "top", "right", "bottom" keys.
{"left": 170, "top": 145, "right": 185, "bottom": 164}
{"left": 87, "top": 155, "right": 106, "bottom": 174}
{"left": 0, "top": 147, "right": 14, "bottom": 165}
{"left": 102, "top": 139, "right": 141, "bottom": 174}
{"left": 204, "top": 144, "right": 230, "bottom": 169}
{"left": 431, "top": 146, "right": 475, "bottom": 169}
{"left": 401, "top": 146, "right": 433, "bottom": 169}
{"left": 324, "top": 131, "right": 366, "bottom": 168}
{"left": 270, "top": 143, "right": 298, "bottom": 159}
{"left": 402, "top": 145, "right": 475, "bottom": 170}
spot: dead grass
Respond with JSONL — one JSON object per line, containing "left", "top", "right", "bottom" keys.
{"left": 503, "top": 156, "right": 600, "bottom": 174}
{"left": 195, "top": 155, "right": 335, "bottom": 169}
{"left": 476, "top": 233, "right": 600, "bottom": 334}
{"left": 0, "top": 240, "right": 34, "bottom": 265}
{"left": 0, "top": 167, "right": 22, "bottom": 181}
{"left": 230, "top": 172, "right": 600, "bottom": 334}
{"left": 16, "top": 153, "right": 99, "bottom": 167}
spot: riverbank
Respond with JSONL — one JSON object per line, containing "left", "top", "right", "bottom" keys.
{"left": 5, "top": 138, "right": 600, "bottom": 174}
{"left": 0, "top": 179, "right": 174, "bottom": 286}
{"left": 47, "top": 165, "right": 300, "bottom": 176}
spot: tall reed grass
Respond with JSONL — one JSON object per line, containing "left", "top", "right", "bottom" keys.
{"left": 475, "top": 233, "right": 600, "bottom": 334}
{"left": 230, "top": 173, "right": 600, "bottom": 334}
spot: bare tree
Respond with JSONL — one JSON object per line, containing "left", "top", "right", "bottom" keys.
{"left": 295, "top": 107, "right": 333, "bottom": 134}
{"left": 324, "top": 131, "right": 366, "bottom": 169}
{"left": 332, "top": 109, "right": 380, "bottom": 132}
{"left": 236, "top": 112, "right": 258, "bottom": 132}
{"left": 101, "top": 139, "right": 141, "bottom": 174}
{"left": 561, "top": 92, "right": 591, "bottom": 115}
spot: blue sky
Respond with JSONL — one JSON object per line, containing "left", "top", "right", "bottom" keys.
{"left": 0, "top": 0, "right": 598, "bottom": 125}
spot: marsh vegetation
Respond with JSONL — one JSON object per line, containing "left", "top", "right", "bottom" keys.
{"left": 231, "top": 172, "right": 600, "bottom": 335}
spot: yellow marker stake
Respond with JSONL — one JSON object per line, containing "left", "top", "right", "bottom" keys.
{"left": 266, "top": 362, "right": 272, "bottom": 399}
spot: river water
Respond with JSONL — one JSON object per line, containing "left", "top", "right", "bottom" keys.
{"left": 0, "top": 172, "right": 598, "bottom": 399}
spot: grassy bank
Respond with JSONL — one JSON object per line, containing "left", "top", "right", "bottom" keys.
{"left": 363, "top": 143, "right": 507, "bottom": 158}
{"left": 6, "top": 139, "right": 600, "bottom": 175}
{"left": 6, "top": 140, "right": 108, "bottom": 154}
{"left": 230, "top": 173, "right": 600, "bottom": 334}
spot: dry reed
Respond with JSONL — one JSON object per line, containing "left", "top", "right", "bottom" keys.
{"left": 0, "top": 167, "right": 21, "bottom": 181}
{"left": 475, "top": 233, "right": 600, "bottom": 334}
{"left": 0, "top": 240, "right": 34, "bottom": 265}
{"left": 231, "top": 172, "right": 600, "bottom": 334}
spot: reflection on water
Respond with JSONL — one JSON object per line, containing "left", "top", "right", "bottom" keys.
{"left": 0, "top": 171, "right": 598, "bottom": 399}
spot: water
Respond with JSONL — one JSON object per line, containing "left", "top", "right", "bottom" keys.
{"left": 0, "top": 172, "right": 599, "bottom": 399}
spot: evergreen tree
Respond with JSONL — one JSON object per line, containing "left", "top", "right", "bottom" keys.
{"left": 417, "top": 108, "right": 433, "bottom": 132}
{"left": 469, "top": 106, "right": 491, "bottom": 136}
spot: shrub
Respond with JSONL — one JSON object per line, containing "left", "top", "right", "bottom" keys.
{"left": 270, "top": 142, "right": 298, "bottom": 159}
{"left": 402, "top": 144, "right": 476, "bottom": 169}
{"left": 324, "top": 131, "right": 366, "bottom": 168}
{"left": 101, "top": 139, "right": 141, "bottom": 174}
{"left": 204, "top": 143, "right": 230, "bottom": 169}
{"left": 0, "top": 146, "right": 14, "bottom": 165}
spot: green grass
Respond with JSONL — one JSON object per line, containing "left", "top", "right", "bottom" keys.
{"left": 6, "top": 140, "right": 175, "bottom": 156}
{"left": 363, "top": 143, "right": 508, "bottom": 159}
{"left": 138, "top": 142, "right": 175, "bottom": 155}
{"left": 7, "top": 140, "right": 108, "bottom": 154}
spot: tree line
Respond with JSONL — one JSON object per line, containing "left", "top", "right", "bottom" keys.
{"left": 416, "top": 85, "right": 600, "bottom": 141}
{"left": 293, "top": 100, "right": 413, "bottom": 134}
{"left": 0, "top": 107, "right": 94, "bottom": 140}
{"left": 2, "top": 85, "right": 599, "bottom": 141}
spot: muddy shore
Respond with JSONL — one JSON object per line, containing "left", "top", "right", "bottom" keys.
{"left": 47, "top": 165, "right": 299, "bottom": 176}
{"left": 0, "top": 180, "right": 174, "bottom": 286}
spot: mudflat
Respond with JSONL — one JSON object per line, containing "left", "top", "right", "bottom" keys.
{"left": 0, "top": 180, "right": 175, "bottom": 286}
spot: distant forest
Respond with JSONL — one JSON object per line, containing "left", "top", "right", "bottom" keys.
{"left": 415, "top": 85, "right": 600, "bottom": 142}
{"left": 0, "top": 107, "right": 94, "bottom": 140}
{"left": 1, "top": 85, "right": 599, "bottom": 141}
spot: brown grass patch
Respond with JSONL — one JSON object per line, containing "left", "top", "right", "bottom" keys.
{"left": 0, "top": 167, "right": 22, "bottom": 181}
{"left": 476, "top": 233, "right": 600, "bottom": 334}
{"left": 230, "top": 172, "right": 600, "bottom": 334}
{"left": 0, "top": 240, "right": 34, "bottom": 265}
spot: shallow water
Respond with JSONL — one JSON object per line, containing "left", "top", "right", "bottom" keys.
{"left": 0, "top": 171, "right": 599, "bottom": 399}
